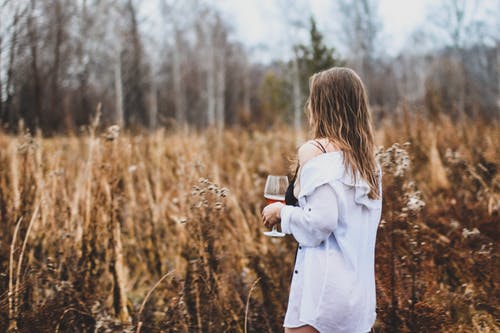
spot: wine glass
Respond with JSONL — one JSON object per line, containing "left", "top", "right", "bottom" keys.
{"left": 263, "top": 175, "right": 288, "bottom": 237}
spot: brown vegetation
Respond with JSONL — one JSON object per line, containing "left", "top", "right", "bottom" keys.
{"left": 0, "top": 113, "right": 498, "bottom": 332}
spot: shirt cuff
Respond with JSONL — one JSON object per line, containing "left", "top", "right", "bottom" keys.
{"left": 280, "top": 205, "right": 294, "bottom": 234}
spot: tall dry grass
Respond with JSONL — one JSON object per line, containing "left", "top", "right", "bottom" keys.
{"left": 0, "top": 112, "right": 498, "bottom": 332}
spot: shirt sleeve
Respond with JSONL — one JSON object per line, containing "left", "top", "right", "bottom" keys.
{"left": 280, "top": 183, "right": 339, "bottom": 247}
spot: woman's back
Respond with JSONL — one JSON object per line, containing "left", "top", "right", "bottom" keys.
{"left": 260, "top": 67, "right": 382, "bottom": 333}
{"left": 281, "top": 150, "right": 382, "bottom": 333}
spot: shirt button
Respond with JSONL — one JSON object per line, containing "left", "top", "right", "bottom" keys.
{"left": 299, "top": 246, "right": 302, "bottom": 250}
{"left": 294, "top": 270, "right": 298, "bottom": 274}
{"left": 308, "top": 208, "right": 311, "bottom": 211}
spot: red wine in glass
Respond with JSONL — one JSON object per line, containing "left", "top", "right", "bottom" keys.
{"left": 263, "top": 175, "right": 288, "bottom": 237}
{"left": 264, "top": 194, "right": 286, "bottom": 205}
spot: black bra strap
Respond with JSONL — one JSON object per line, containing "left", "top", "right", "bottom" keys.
{"left": 292, "top": 140, "right": 326, "bottom": 181}
{"left": 312, "top": 140, "right": 327, "bottom": 153}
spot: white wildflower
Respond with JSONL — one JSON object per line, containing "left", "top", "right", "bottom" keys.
{"left": 407, "top": 194, "right": 425, "bottom": 212}
{"left": 462, "top": 227, "right": 480, "bottom": 238}
{"left": 105, "top": 124, "right": 120, "bottom": 141}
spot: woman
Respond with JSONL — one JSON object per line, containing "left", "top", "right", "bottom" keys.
{"left": 261, "top": 67, "right": 382, "bottom": 333}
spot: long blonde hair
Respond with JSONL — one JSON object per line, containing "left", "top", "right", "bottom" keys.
{"left": 307, "top": 67, "right": 380, "bottom": 199}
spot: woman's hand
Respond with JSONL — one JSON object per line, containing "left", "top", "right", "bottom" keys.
{"left": 261, "top": 202, "right": 285, "bottom": 229}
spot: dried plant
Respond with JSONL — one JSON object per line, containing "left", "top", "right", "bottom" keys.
{"left": 0, "top": 116, "right": 497, "bottom": 332}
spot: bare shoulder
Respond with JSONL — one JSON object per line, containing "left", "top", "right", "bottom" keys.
{"left": 297, "top": 141, "right": 324, "bottom": 166}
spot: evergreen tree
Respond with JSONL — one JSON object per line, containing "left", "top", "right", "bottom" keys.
{"left": 294, "top": 16, "right": 345, "bottom": 94}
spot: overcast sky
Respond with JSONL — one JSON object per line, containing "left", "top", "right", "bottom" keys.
{"left": 214, "top": 0, "right": 499, "bottom": 62}
{"left": 142, "top": 0, "right": 499, "bottom": 64}
{"left": 213, "top": 0, "right": 437, "bottom": 61}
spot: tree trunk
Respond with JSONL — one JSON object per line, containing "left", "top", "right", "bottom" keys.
{"left": 456, "top": 50, "right": 466, "bottom": 120}
{"left": 76, "top": 0, "right": 89, "bottom": 128}
{"left": 5, "top": 6, "right": 20, "bottom": 126}
{"left": 51, "top": 0, "right": 63, "bottom": 132}
{"left": 204, "top": 24, "right": 216, "bottom": 127}
{"left": 127, "top": 0, "right": 145, "bottom": 127}
{"left": 496, "top": 42, "right": 500, "bottom": 109}
{"left": 206, "top": 57, "right": 216, "bottom": 127}
{"left": 215, "top": 47, "right": 225, "bottom": 130}
{"left": 241, "top": 60, "right": 251, "bottom": 124}
{"left": 292, "top": 56, "right": 302, "bottom": 144}
{"left": 114, "top": 51, "right": 124, "bottom": 127}
{"left": 172, "top": 29, "right": 186, "bottom": 127}
{"left": 27, "top": 0, "right": 42, "bottom": 132}
{"left": 148, "top": 77, "right": 157, "bottom": 132}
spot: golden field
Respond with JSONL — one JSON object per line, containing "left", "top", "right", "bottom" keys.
{"left": 0, "top": 114, "right": 498, "bottom": 333}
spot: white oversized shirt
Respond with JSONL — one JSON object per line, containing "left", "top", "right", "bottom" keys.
{"left": 280, "top": 151, "right": 382, "bottom": 333}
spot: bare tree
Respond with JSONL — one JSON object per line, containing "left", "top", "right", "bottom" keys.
{"left": 425, "top": 0, "right": 496, "bottom": 118}
{"left": 96, "top": 0, "right": 127, "bottom": 127}
{"left": 26, "top": 0, "right": 42, "bottom": 131}
{"left": 0, "top": 0, "right": 4, "bottom": 120}
{"left": 223, "top": 42, "right": 251, "bottom": 126}
{"left": 291, "top": 55, "right": 302, "bottom": 135}
{"left": 0, "top": 0, "right": 19, "bottom": 123}
{"left": 337, "top": 0, "right": 382, "bottom": 86}
{"left": 120, "top": 0, "right": 148, "bottom": 128}
{"left": 172, "top": 28, "right": 186, "bottom": 127}
{"left": 114, "top": 49, "right": 124, "bottom": 127}
{"left": 497, "top": 41, "right": 500, "bottom": 109}
{"left": 213, "top": 15, "right": 227, "bottom": 130}
{"left": 277, "top": 0, "right": 309, "bottom": 141}
{"left": 49, "top": 0, "right": 65, "bottom": 131}
{"left": 431, "top": 0, "right": 470, "bottom": 117}
{"left": 148, "top": 67, "right": 158, "bottom": 131}
{"left": 160, "top": 0, "right": 189, "bottom": 128}
{"left": 197, "top": 8, "right": 216, "bottom": 127}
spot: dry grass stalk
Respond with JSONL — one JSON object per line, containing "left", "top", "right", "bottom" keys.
{"left": 428, "top": 129, "right": 450, "bottom": 190}
{"left": 111, "top": 206, "right": 130, "bottom": 323}
{"left": 13, "top": 201, "right": 40, "bottom": 319}
{"left": 244, "top": 277, "right": 261, "bottom": 333}
{"left": 54, "top": 307, "right": 92, "bottom": 333}
{"left": 7, "top": 216, "right": 22, "bottom": 332}
{"left": 9, "top": 140, "right": 20, "bottom": 215}
{"left": 0, "top": 117, "right": 497, "bottom": 332}
{"left": 136, "top": 270, "right": 174, "bottom": 333}
{"left": 100, "top": 173, "right": 131, "bottom": 324}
